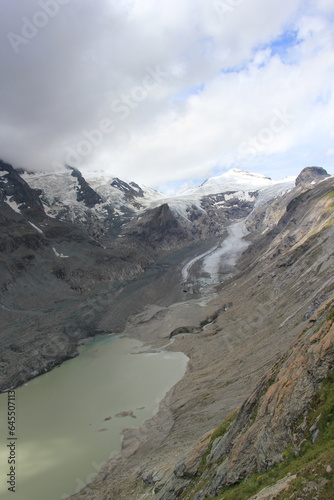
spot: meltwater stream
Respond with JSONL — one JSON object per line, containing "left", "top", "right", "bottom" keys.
{"left": 0, "top": 335, "right": 188, "bottom": 500}
{"left": 181, "top": 220, "right": 250, "bottom": 286}
{"left": 202, "top": 220, "right": 249, "bottom": 282}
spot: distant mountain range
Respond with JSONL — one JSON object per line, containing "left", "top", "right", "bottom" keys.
{"left": 10, "top": 165, "right": 301, "bottom": 240}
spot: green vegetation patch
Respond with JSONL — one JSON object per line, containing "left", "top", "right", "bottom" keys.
{"left": 180, "top": 411, "right": 237, "bottom": 499}
{"left": 199, "top": 410, "right": 238, "bottom": 474}
{"left": 326, "top": 306, "right": 334, "bottom": 323}
{"left": 210, "top": 411, "right": 238, "bottom": 444}
{"left": 322, "top": 190, "right": 334, "bottom": 212}
{"left": 206, "top": 368, "right": 334, "bottom": 500}
{"left": 324, "top": 190, "right": 334, "bottom": 199}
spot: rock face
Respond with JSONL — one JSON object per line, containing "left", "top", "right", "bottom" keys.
{"left": 295, "top": 166, "right": 329, "bottom": 187}
{"left": 125, "top": 203, "right": 190, "bottom": 250}
{"left": 0, "top": 160, "right": 46, "bottom": 219}
{"left": 202, "top": 299, "right": 333, "bottom": 497}
{"left": 110, "top": 177, "right": 144, "bottom": 201}
{"left": 69, "top": 166, "right": 102, "bottom": 207}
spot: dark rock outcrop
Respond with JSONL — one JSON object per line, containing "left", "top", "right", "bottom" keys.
{"left": 111, "top": 177, "right": 144, "bottom": 200}
{"left": 125, "top": 203, "right": 189, "bottom": 250}
{"left": 295, "top": 166, "right": 329, "bottom": 187}
{"left": 0, "top": 160, "right": 46, "bottom": 219}
{"left": 69, "top": 166, "right": 102, "bottom": 208}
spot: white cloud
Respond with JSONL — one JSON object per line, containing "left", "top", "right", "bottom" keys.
{"left": 0, "top": 0, "right": 333, "bottom": 188}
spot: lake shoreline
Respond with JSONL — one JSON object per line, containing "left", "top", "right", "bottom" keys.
{"left": 0, "top": 334, "right": 188, "bottom": 500}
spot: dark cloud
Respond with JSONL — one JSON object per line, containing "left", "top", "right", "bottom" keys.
{"left": 0, "top": 0, "right": 333, "bottom": 185}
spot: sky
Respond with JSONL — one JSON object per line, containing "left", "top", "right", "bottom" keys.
{"left": 0, "top": 0, "right": 334, "bottom": 193}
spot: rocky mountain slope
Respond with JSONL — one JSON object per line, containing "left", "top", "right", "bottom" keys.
{"left": 66, "top": 170, "right": 334, "bottom": 500}
{"left": 0, "top": 160, "right": 171, "bottom": 390}
{"left": 158, "top": 295, "right": 334, "bottom": 500}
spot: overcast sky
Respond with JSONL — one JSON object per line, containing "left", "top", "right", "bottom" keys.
{"left": 0, "top": 0, "right": 333, "bottom": 192}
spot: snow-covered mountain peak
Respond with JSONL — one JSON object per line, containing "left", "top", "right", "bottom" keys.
{"left": 180, "top": 168, "right": 278, "bottom": 198}
{"left": 15, "top": 164, "right": 298, "bottom": 237}
{"left": 196, "top": 168, "right": 273, "bottom": 195}
{"left": 20, "top": 167, "right": 166, "bottom": 231}
{"left": 87, "top": 175, "right": 165, "bottom": 206}
{"left": 221, "top": 168, "right": 271, "bottom": 180}
{"left": 159, "top": 169, "right": 296, "bottom": 223}
{"left": 22, "top": 170, "right": 82, "bottom": 206}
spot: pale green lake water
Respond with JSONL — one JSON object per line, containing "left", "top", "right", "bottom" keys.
{"left": 0, "top": 335, "right": 188, "bottom": 500}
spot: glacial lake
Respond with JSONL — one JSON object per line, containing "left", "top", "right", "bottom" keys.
{"left": 0, "top": 335, "right": 188, "bottom": 500}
